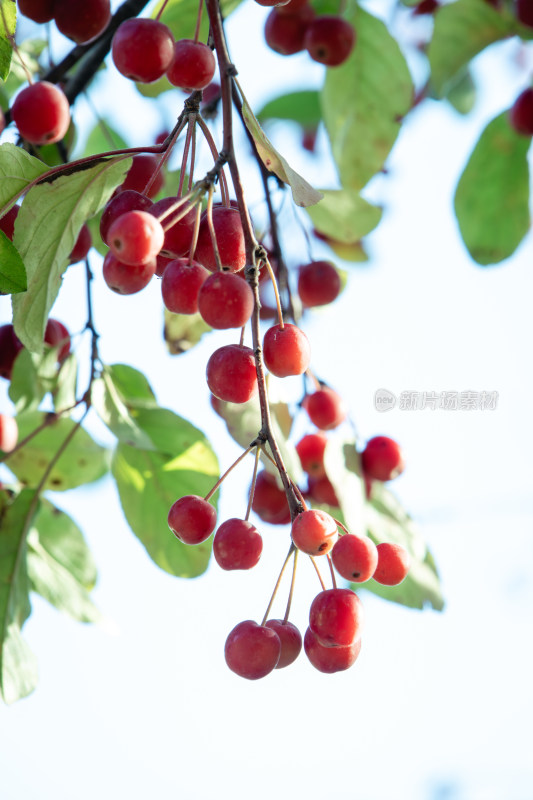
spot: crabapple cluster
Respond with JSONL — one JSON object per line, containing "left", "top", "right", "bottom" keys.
{"left": 18, "top": 0, "right": 111, "bottom": 43}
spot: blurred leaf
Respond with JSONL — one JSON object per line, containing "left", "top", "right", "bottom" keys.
{"left": 324, "top": 436, "right": 366, "bottom": 536}
{"left": 53, "top": 354, "right": 78, "bottom": 413}
{"left": 30, "top": 500, "right": 97, "bottom": 587}
{"left": 0, "top": 143, "right": 49, "bottom": 210}
{"left": 241, "top": 94, "right": 323, "bottom": 207}
{"left": 257, "top": 90, "right": 322, "bottom": 129}
{"left": 82, "top": 121, "right": 128, "bottom": 158}
{"left": 321, "top": 6, "right": 413, "bottom": 190}
{"left": 0, "top": 488, "right": 39, "bottom": 704}
{"left": 8, "top": 346, "right": 60, "bottom": 413}
{"left": 454, "top": 113, "right": 530, "bottom": 265}
{"left": 445, "top": 69, "right": 476, "bottom": 115}
{"left": 36, "top": 122, "right": 77, "bottom": 166}
{"left": 4, "top": 412, "right": 109, "bottom": 491}
{"left": 0, "top": 230, "right": 26, "bottom": 293}
{"left": 266, "top": 375, "right": 294, "bottom": 440}
{"left": 11, "top": 157, "right": 131, "bottom": 354}
{"left": 164, "top": 309, "right": 211, "bottom": 354}
{"left": 306, "top": 189, "right": 382, "bottom": 244}
{"left": 0, "top": 0, "right": 16, "bottom": 82}
{"left": 135, "top": 74, "right": 175, "bottom": 98}
{"left": 105, "top": 363, "right": 158, "bottom": 408}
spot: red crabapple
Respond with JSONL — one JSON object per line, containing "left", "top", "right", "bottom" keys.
{"left": 100, "top": 190, "right": 153, "bottom": 245}
{"left": 115, "top": 154, "right": 164, "bottom": 199}
{"left": 509, "top": 88, "right": 533, "bottom": 136}
{"left": 0, "top": 206, "right": 19, "bottom": 241}
{"left": 331, "top": 534, "right": 378, "bottom": 583}
{"left": 309, "top": 587, "right": 364, "bottom": 647}
{"left": 69, "top": 224, "right": 92, "bottom": 264}
{"left": 251, "top": 471, "right": 291, "bottom": 525}
{"left": 161, "top": 259, "right": 210, "bottom": 314}
{"left": 149, "top": 197, "right": 196, "bottom": 257}
{"left": 213, "top": 518, "right": 263, "bottom": 570}
{"left": 167, "top": 495, "right": 217, "bottom": 544}
{"left": 53, "top": 0, "right": 111, "bottom": 44}
{"left": 108, "top": 210, "right": 164, "bottom": 266}
{"left": 18, "top": 0, "right": 54, "bottom": 23}
{"left": 12, "top": 82, "right": 70, "bottom": 145}
{"left": 44, "top": 319, "right": 70, "bottom": 362}
{"left": 307, "top": 475, "right": 339, "bottom": 507}
{"left": 225, "top": 620, "right": 281, "bottom": 679}
{"left": 516, "top": 0, "right": 533, "bottom": 27}
{"left": 166, "top": 39, "right": 216, "bottom": 91}
{"left": 304, "top": 627, "right": 362, "bottom": 673}
{"left": 0, "top": 325, "right": 23, "bottom": 380}
{"left": 206, "top": 344, "right": 258, "bottom": 403}
{"left": 264, "top": 6, "right": 315, "bottom": 55}
{"left": 198, "top": 272, "right": 254, "bottom": 329}
{"left": 361, "top": 436, "right": 404, "bottom": 482}
{"left": 112, "top": 19, "right": 174, "bottom": 83}
{"left": 0, "top": 414, "right": 18, "bottom": 453}
{"left": 102, "top": 253, "right": 156, "bottom": 294}
{"left": 263, "top": 323, "right": 310, "bottom": 378}
{"left": 302, "top": 386, "right": 347, "bottom": 430}
{"left": 291, "top": 508, "right": 338, "bottom": 555}
{"left": 265, "top": 620, "right": 302, "bottom": 668}
{"left": 296, "top": 432, "right": 328, "bottom": 478}
{"left": 297, "top": 261, "right": 341, "bottom": 307}
{"left": 194, "top": 207, "right": 246, "bottom": 272}
{"left": 373, "top": 543, "right": 411, "bottom": 586}
{"left": 304, "top": 16, "right": 356, "bottom": 67}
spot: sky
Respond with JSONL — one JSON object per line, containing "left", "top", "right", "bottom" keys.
{"left": 1, "top": 2, "right": 533, "bottom": 799}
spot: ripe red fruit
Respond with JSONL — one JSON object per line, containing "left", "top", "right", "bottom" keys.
{"left": 53, "top": 0, "right": 111, "bottom": 44}
{"left": 44, "top": 319, "right": 70, "bottom": 362}
{"left": 509, "top": 88, "right": 533, "bottom": 136}
{"left": 0, "top": 206, "right": 19, "bottom": 241}
{"left": 264, "top": 6, "right": 315, "bottom": 55}
{"left": 265, "top": 620, "right": 302, "bottom": 668}
{"left": 100, "top": 190, "right": 153, "bottom": 245}
{"left": 304, "top": 626, "right": 362, "bottom": 673}
{"left": 155, "top": 253, "right": 173, "bottom": 277}
{"left": 206, "top": 344, "right": 258, "bottom": 403}
{"left": 69, "top": 224, "right": 92, "bottom": 264}
{"left": 150, "top": 197, "right": 196, "bottom": 258}
{"left": 0, "top": 324, "right": 24, "bottom": 380}
{"left": 161, "top": 258, "right": 209, "bottom": 314}
{"left": 112, "top": 19, "right": 175, "bottom": 83}
{"left": 115, "top": 154, "right": 164, "bottom": 199}
{"left": 361, "top": 436, "right": 404, "bottom": 482}
{"left": 108, "top": 210, "right": 164, "bottom": 266}
{"left": 296, "top": 432, "right": 328, "bottom": 477}
{"left": 307, "top": 475, "right": 339, "bottom": 507}
{"left": 298, "top": 261, "right": 341, "bottom": 307}
{"left": 516, "top": 0, "right": 533, "bottom": 27}
{"left": 194, "top": 207, "right": 246, "bottom": 272}
{"left": 166, "top": 39, "right": 217, "bottom": 91}
{"left": 251, "top": 471, "right": 291, "bottom": 525}
{"left": 412, "top": 0, "right": 440, "bottom": 13}
{"left": 309, "top": 587, "right": 364, "bottom": 647}
{"left": 167, "top": 495, "right": 217, "bottom": 544}
{"left": 12, "top": 81, "right": 70, "bottom": 145}
{"left": 263, "top": 323, "right": 310, "bottom": 378}
{"left": 302, "top": 386, "right": 346, "bottom": 430}
{"left": 291, "top": 508, "right": 337, "bottom": 555}
{"left": 304, "top": 16, "right": 355, "bottom": 67}
{"left": 225, "top": 620, "right": 281, "bottom": 679}
{"left": 102, "top": 252, "right": 156, "bottom": 294}
{"left": 0, "top": 414, "right": 18, "bottom": 453}
{"left": 18, "top": 0, "right": 54, "bottom": 23}
{"left": 331, "top": 534, "right": 378, "bottom": 583}
{"left": 198, "top": 272, "right": 254, "bottom": 329}
{"left": 373, "top": 543, "right": 411, "bottom": 586}
{"left": 213, "top": 518, "right": 263, "bottom": 570}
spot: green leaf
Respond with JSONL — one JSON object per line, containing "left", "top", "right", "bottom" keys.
{"left": 445, "top": 69, "right": 476, "bottom": 115}
{"left": 11, "top": 156, "right": 131, "bottom": 353}
{"left": 4, "top": 411, "right": 109, "bottom": 491}
{"left": 321, "top": 6, "right": 413, "bottom": 190}
{"left": 0, "top": 142, "right": 49, "bottom": 211}
{"left": 152, "top": 0, "right": 242, "bottom": 51}
{"left": 92, "top": 368, "right": 159, "bottom": 450}
{"left": 53, "top": 354, "right": 78, "bottom": 413}
{"left": 454, "top": 112, "right": 530, "bottom": 265}
{"left": 241, "top": 93, "right": 323, "bottom": 207}
{"left": 305, "top": 189, "right": 382, "bottom": 244}
{"left": 257, "top": 90, "right": 322, "bottom": 129}
{"left": 27, "top": 501, "right": 100, "bottom": 623}
{"left": 82, "top": 121, "right": 129, "bottom": 158}
{"left": 111, "top": 410, "right": 219, "bottom": 577}
{"left": 164, "top": 309, "right": 211, "bottom": 355}
{"left": 0, "top": 0, "right": 16, "bottom": 82}
{"left": 104, "top": 363, "right": 158, "bottom": 408}
{"left": 428, "top": 0, "right": 517, "bottom": 97}
{"left": 0, "top": 39, "right": 46, "bottom": 102}
{"left": 323, "top": 436, "right": 366, "bottom": 536}
{"left": 0, "top": 488, "right": 39, "bottom": 704}
{"left": 0, "top": 230, "right": 26, "bottom": 293}
{"left": 8, "top": 346, "right": 59, "bottom": 413}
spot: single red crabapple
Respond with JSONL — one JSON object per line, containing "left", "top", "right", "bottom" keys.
{"left": 302, "top": 386, "right": 347, "bottom": 430}
{"left": 296, "top": 432, "right": 328, "bottom": 478}
{"left": 112, "top": 19, "right": 175, "bottom": 83}
{"left": 18, "top": 0, "right": 55, "bottom": 23}
{"left": 167, "top": 495, "right": 217, "bottom": 544}
{"left": 373, "top": 542, "right": 411, "bottom": 586}
{"left": 265, "top": 620, "right": 302, "bottom": 668}
{"left": 309, "top": 587, "right": 364, "bottom": 647}
{"left": 298, "top": 261, "right": 341, "bottom": 307}
{"left": 108, "top": 210, "right": 164, "bottom": 266}
{"left": 0, "top": 414, "right": 18, "bottom": 453}
{"left": 516, "top": 0, "right": 533, "bottom": 27}
{"left": 331, "top": 534, "right": 378, "bottom": 583}
{"left": 0, "top": 325, "right": 23, "bottom": 380}
{"left": 291, "top": 508, "right": 338, "bottom": 555}
{"left": 225, "top": 620, "right": 281, "bottom": 679}
{"left": 251, "top": 471, "right": 291, "bottom": 525}
{"left": 115, "top": 154, "right": 165, "bottom": 199}
{"left": 264, "top": 6, "right": 315, "bottom": 55}
{"left": 509, "top": 88, "right": 533, "bottom": 136}
{"left": 206, "top": 344, "right": 258, "bottom": 403}
{"left": 304, "top": 627, "right": 362, "bottom": 673}
{"left": 361, "top": 436, "right": 404, "bottom": 481}
{"left": 12, "top": 81, "right": 70, "bottom": 145}
{"left": 149, "top": 197, "right": 196, "bottom": 257}
{"left": 44, "top": 319, "right": 70, "bottom": 362}
{"left": 194, "top": 207, "right": 246, "bottom": 272}
{"left": 213, "top": 518, "right": 263, "bottom": 570}
{"left": 304, "top": 16, "right": 356, "bottom": 67}
{"left": 53, "top": 0, "right": 111, "bottom": 43}
{"left": 69, "top": 224, "right": 92, "bottom": 264}
{"left": 102, "top": 253, "right": 156, "bottom": 294}
{"left": 0, "top": 206, "right": 19, "bottom": 241}
{"left": 263, "top": 323, "right": 310, "bottom": 378}
{"left": 198, "top": 272, "right": 254, "bottom": 329}
{"left": 100, "top": 190, "right": 153, "bottom": 245}
{"left": 161, "top": 259, "right": 210, "bottom": 314}
{"left": 301, "top": 127, "right": 318, "bottom": 153}
{"left": 166, "top": 39, "right": 216, "bottom": 91}
{"left": 412, "top": 0, "right": 440, "bottom": 13}
{"left": 307, "top": 475, "right": 339, "bottom": 507}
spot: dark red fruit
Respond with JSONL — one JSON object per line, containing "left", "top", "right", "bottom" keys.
{"left": 291, "top": 508, "right": 337, "bottom": 555}
{"left": 115, "top": 154, "right": 164, "bottom": 199}
{"left": 265, "top": 620, "right": 302, "bottom": 668}
{"left": 102, "top": 252, "right": 156, "bottom": 294}
{"left": 44, "top": 319, "right": 70, "bottom": 362}
{"left": 198, "top": 272, "right": 254, "bottom": 329}
{"left": 296, "top": 432, "right": 328, "bottom": 478}
{"left": 12, "top": 82, "right": 70, "bottom": 145}
{"left": 150, "top": 197, "right": 196, "bottom": 257}
{"left": 412, "top": 0, "right": 440, "bottom": 13}
{"left": 161, "top": 258, "right": 209, "bottom": 314}
{"left": 69, "top": 224, "right": 92, "bottom": 263}
{"left": 302, "top": 386, "right": 346, "bottom": 430}
{"left": 304, "top": 16, "right": 355, "bottom": 67}
{"left": 298, "top": 260, "right": 341, "bottom": 307}
{"left": 516, "top": 0, "right": 533, "bottom": 27}
{"left": 100, "top": 190, "right": 153, "bottom": 245}
{"left": 263, "top": 323, "right": 310, "bottom": 378}
{"left": 373, "top": 543, "right": 411, "bottom": 586}
{"left": 331, "top": 534, "right": 378, "bottom": 583}
{"left": 206, "top": 344, "right": 258, "bottom": 403}
{"left": 53, "top": 0, "right": 111, "bottom": 44}
{"left": 195, "top": 207, "right": 246, "bottom": 272}
{"left": 0, "top": 324, "right": 24, "bottom": 380}
{"left": 264, "top": 6, "right": 315, "bottom": 55}
{"left": 304, "top": 626, "right": 362, "bottom": 673}
{"left": 213, "top": 518, "right": 263, "bottom": 570}
{"left": 361, "top": 436, "right": 404, "bottom": 482}
{"left": 166, "top": 39, "right": 216, "bottom": 91}
{"left": 167, "top": 495, "right": 217, "bottom": 544}
{"left": 309, "top": 587, "right": 364, "bottom": 647}
{"left": 0, "top": 206, "right": 19, "bottom": 241}
{"left": 225, "top": 620, "right": 281, "bottom": 679}
{"left": 251, "top": 471, "right": 291, "bottom": 525}
{"left": 509, "top": 88, "right": 533, "bottom": 136}
{"left": 0, "top": 414, "right": 18, "bottom": 453}
{"left": 112, "top": 19, "right": 174, "bottom": 83}
{"left": 108, "top": 210, "right": 164, "bottom": 266}
{"left": 307, "top": 475, "right": 339, "bottom": 507}
{"left": 155, "top": 253, "right": 172, "bottom": 277}
{"left": 18, "top": 0, "right": 55, "bottom": 23}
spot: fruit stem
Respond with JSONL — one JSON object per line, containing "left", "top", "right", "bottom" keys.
{"left": 193, "top": 0, "right": 204, "bottom": 42}
{"left": 333, "top": 518, "right": 350, "bottom": 536}
{"left": 326, "top": 554, "right": 337, "bottom": 589}
{"left": 245, "top": 445, "right": 261, "bottom": 521}
{"left": 189, "top": 202, "right": 203, "bottom": 263}
{"left": 283, "top": 547, "right": 299, "bottom": 623}
{"left": 309, "top": 556, "right": 327, "bottom": 591}
{"left": 177, "top": 115, "right": 196, "bottom": 199}
{"left": 260, "top": 545, "right": 296, "bottom": 626}
{"left": 264, "top": 257, "right": 284, "bottom": 329}
{"left": 196, "top": 116, "right": 229, "bottom": 207}
{"left": 205, "top": 184, "right": 224, "bottom": 271}
{"left": 204, "top": 441, "right": 257, "bottom": 501}
{"left": 155, "top": 0, "right": 172, "bottom": 22}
